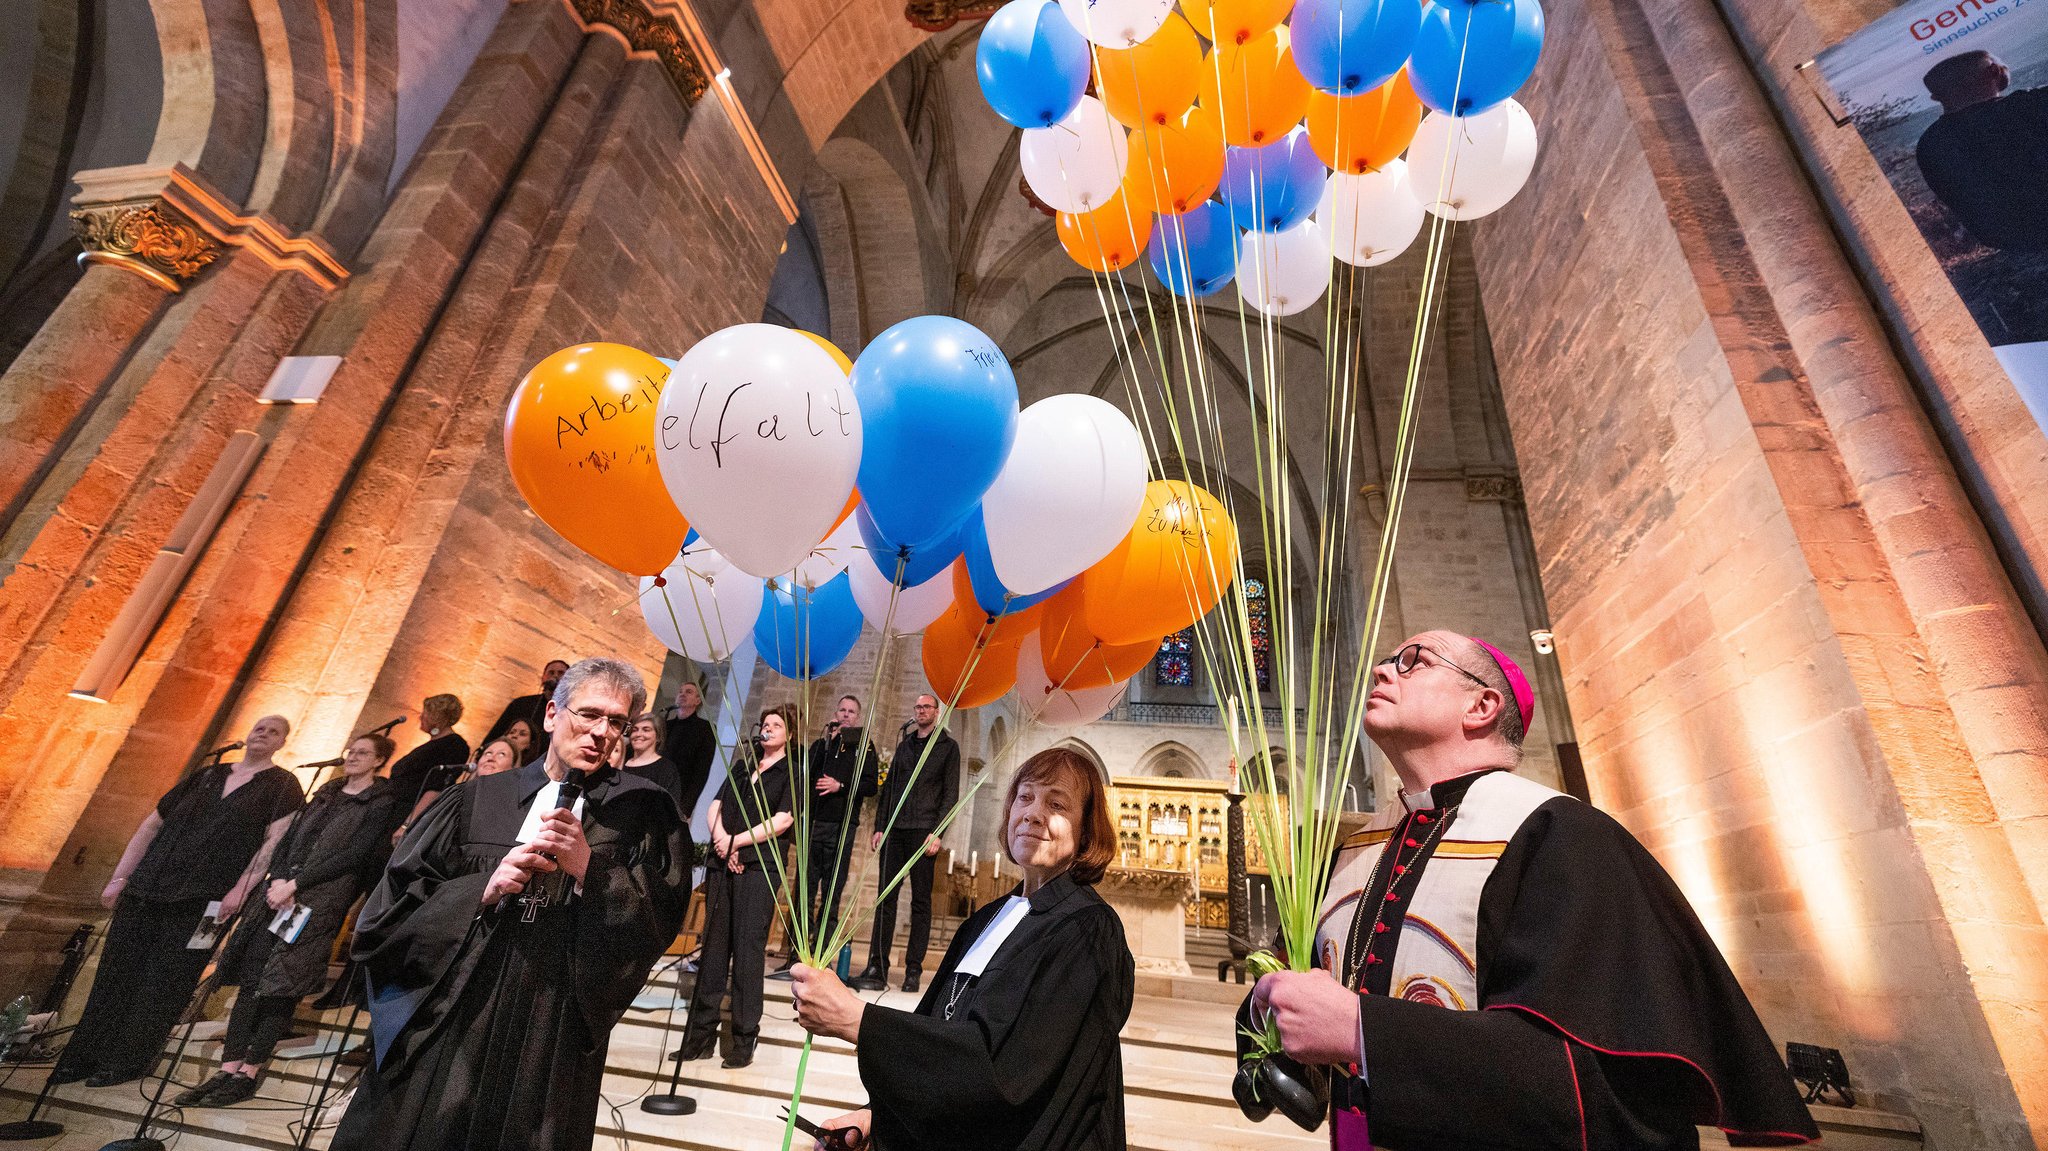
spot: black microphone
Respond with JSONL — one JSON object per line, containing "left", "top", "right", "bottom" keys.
{"left": 365, "top": 716, "right": 408, "bottom": 735}
{"left": 543, "top": 770, "right": 591, "bottom": 905}
{"left": 209, "top": 740, "right": 245, "bottom": 757}
{"left": 299, "top": 756, "right": 346, "bottom": 769}
{"left": 900, "top": 719, "right": 917, "bottom": 736}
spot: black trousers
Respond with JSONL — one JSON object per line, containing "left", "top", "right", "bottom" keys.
{"left": 221, "top": 992, "right": 297, "bottom": 1064}
{"left": 57, "top": 894, "right": 214, "bottom": 1081}
{"left": 687, "top": 863, "right": 773, "bottom": 1039}
{"left": 803, "top": 821, "right": 858, "bottom": 949}
{"left": 866, "top": 826, "right": 936, "bottom": 976}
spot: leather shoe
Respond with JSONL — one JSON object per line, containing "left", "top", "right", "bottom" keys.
{"left": 199, "top": 1072, "right": 261, "bottom": 1107}
{"left": 901, "top": 970, "right": 921, "bottom": 994}
{"left": 766, "top": 958, "right": 795, "bottom": 981}
{"left": 338, "top": 1044, "right": 370, "bottom": 1067}
{"left": 848, "top": 967, "right": 887, "bottom": 992}
{"left": 173, "top": 1071, "right": 236, "bottom": 1107}
{"left": 720, "top": 1032, "right": 757, "bottom": 1069}
{"left": 671, "top": 1031, "right": 717, "bottom": 1062}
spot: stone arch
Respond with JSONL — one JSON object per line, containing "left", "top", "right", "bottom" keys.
{"left": 809, "top": 136, "right": 932, "bottom": 345}
{"left": 1135, "top": 740, "right": 1213, "bottom": 780}
{"left": 1051, "top": 737, "right": 1109, "bottom": 780}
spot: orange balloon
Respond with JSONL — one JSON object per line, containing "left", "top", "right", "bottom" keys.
{"left": 1124, "top": 104, "right": 1226, "bottom": 215}
{"left": 1057, "top": 190, "right": 1152, "bottom": 272}
{"left": 1184, "top": 0, "right": 1297, "bottom": 46}
{"left": 830, "top": 488, "right": 860, "bottom": 531}
{"left": 1040, "top": 583, "right": 1162, "bottom": 689}
{"left": 949, "top": 560, "right": 1047, "bottom": 644}
{"left": 1081, "top": 480, "right": 1239, "bottom": 645}
{"left": 1096, "top": 14, "right": 1203, "bottom": 129}
{"left": 1200, "top": 26, "right": 1312, "bottom": 147}
{"left": 505, "top": 342, "right": 689, "bottom": 576}
{"left": 796, "top": 329, "right": 853, "bottom": 374}
{"left": 922, "top": 604, "right": 1022, "bottom": 709}
{"left": 1306, "top": 71, "right": 1423, "bottom": 175}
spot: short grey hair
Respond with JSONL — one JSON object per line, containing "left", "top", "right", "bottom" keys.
{"left": 552, "top": 658, "right": 648, "bottom": 716}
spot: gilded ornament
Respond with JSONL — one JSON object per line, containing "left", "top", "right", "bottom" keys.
{"left": 69, "top": 202, "right": 222, "bottom": 292}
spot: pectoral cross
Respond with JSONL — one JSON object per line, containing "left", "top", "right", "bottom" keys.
{"left": 518, "top": 882, "right": 550, "bottom": 922}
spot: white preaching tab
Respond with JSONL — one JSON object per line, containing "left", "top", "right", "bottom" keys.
{"left": 517, "top": 779, "right": 587, "bottom": 845}
{"left": 956, "top": 896, "right": 1032, "bottom": 977}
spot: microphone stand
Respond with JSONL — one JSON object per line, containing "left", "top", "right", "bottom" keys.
{"left": 0, "top": 925, "right": 95, "bottom": 1141}
{"left": 290, "top": 985, "right": 366, "bottom": 1150}
{"left": 641, "top": 953, "right": 698, "bottom": 1117}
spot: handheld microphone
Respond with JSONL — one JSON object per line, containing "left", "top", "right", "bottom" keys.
{"left": 209, "top": 740, "right": 245, "bottom": 757}
{"left": 543, "top": 771, "right": 591, "bottom": 904}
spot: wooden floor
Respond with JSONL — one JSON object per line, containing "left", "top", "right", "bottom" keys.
{"left": 0, "top": 960, "right": 1321, "bottom": 1151}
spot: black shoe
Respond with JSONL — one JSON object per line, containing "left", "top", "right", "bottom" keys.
{"left": 173, "top": 1071, "right": 236, "bottom": 1107}
{"left": 720, "top": 1032, "right": 757, "bottom": 1069}
{"left": 337, "top": 1044, "right": 370, "bottom": 1067}
{"left": 766, "top": 958, "right": 795, "bottom": 981}
{"left": 200, "top": 1072, "right": 262, "bottom": 1107}
{"left": 901, "top": 971, "right": 921, "bottom": 994}
{"left": 848, "top": 966, "right": 887, "bottom": 992}
{"left": 85, "top": 1070, "right": 140, "bottom": 1089}
{"left": 45, "top": 1063, "right": 93, "bottom": 1086}
{"left": 670, "top": 1031, "right": 717, "bottom": 1062}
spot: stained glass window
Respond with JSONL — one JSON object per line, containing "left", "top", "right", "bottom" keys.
{"left": 1154, "top": 628, "right": 1194, "bottom": 687}
{"left": 1247, "top": 577, "right": 1272, "bottom": 690}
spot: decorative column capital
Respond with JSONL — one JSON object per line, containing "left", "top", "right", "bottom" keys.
{"left": 1465, "top": 473, "right": 1523, "bottom": 503}
{"left": 905, "top": 0, "right": 1002, "bottom": 33}
{"left": 70, "top": 201, "right": 222, "bottom": 292}
{"left": 69, "top": 163, "right": 349, "bottom": 293}
{"left": 566, "top": 0, "right": 712, "bottom": 105}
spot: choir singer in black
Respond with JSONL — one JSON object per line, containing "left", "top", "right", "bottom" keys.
{"left": 331, "top": 657, "right": 691, "bottom": 1151}
{"left": 790, "top": 747, "right": 1134, "bottom": 1151}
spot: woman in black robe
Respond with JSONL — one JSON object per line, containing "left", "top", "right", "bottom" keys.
{"left": 184, "top": 732, "right": 399, "bottom": 1106}
{"left": 790, "top": 746, "right": 1134, "bottom": 1151}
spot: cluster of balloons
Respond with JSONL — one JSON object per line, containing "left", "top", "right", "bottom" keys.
{"left": 979, "top": 0, "right": 1543, "bottom": 313}
{"left": 503, "top": 319, "right": 1243, "bottom": 727}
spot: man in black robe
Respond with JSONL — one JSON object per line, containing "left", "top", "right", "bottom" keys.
{"left": 332, "top": 657, "right": 690, "bottom": 1151}
{"left": 662, "top": 680, "right": 718, "bottom": 818}
{"left": 1246, "top": 631, "right": 1819, "bottom": 1149}
{"left": 482, "top": 658, "right": 569, "bottom": 747}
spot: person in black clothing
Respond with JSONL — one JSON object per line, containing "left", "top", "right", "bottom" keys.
{"left": 387, "top": 694, "right": 470, "bottom": 838}
{"left": 1916, "top": 50, "right": 2048, "bottom": 252}
{"left": 52, "top": 715, "right": 305, "bottom": 1089}
{"left": 187, "top": 733, "right": 401, "bottom": 1107}
{"left": 662, "top": 680, "right": 717, "bottom": 819}
{"left": 792, "top": 695, "right": 878, "bottom": 970}
{"left": 790, "top": 747, "right": 1134, "bottom": 1151}
{"left": 678, "top": 706, "right": 796, "bottom": 1069}
{"left": 851, "top": 693, "right": 960, "bottom": 994}
{"left": 482, "top": 659, "right": 569, "bottom": 746}
{"left": 623, "top": 713, "right": 685, "bottom": 812}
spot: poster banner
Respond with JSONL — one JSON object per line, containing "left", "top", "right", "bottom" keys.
{"left": 1815, "top": 0, "right": 2048, "bottom": 425}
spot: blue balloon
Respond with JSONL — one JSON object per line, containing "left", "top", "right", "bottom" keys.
{"left": 1221, "top": 133, "right": 1329, "bottom": 232}
{"left": 854, "top": 505, "right": 967, "bottom": 588}
{"left": 1291, "top": 0, "right": 1424, "bottom": 96}
{"left": 960, "top": 508, "right": 1069, "bottom": 615}
{"left": 753, "top": 571, "right": 863, "bottom": 679}
{"left": 1409, "top": 0, "right": 1544, "bottom": 115}
{"left": 977, "top": 0, "right": 1092, "bottom": 129}
{"left": 1148, "top": 202, "right": 1237, "bottom": 297}
{"left": 851, "top": 316, "right": 1019, "bottom": 550}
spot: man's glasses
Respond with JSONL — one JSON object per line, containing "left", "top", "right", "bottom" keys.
{"left": 1376, "top": 643, "right": 1491, "bottom": 691}
{"left": 563, "top": 707, "right": 630, "bottom": 735}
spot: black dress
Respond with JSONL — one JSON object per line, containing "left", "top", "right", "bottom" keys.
{"left": 683, "top": 758, "right": 794, "bottom": 1046}
{"left": 331, "top": 761, "right": 690, "bottom": 1151}
{"left": 625, "top": 754, "right": 686, "bottom": 813}
{"left": 56, "top": 763, "right": 303, "bottom": 1083}
{"left": 856, "top": 871, "right": 1134, "bottom": 1151}
{"left": 385, "top": 731, "right": 472, "bottom": 832}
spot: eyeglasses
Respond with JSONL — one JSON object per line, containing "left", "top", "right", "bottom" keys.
{"left": 1375, "top": 643, "right": 1491, "bottom": 691}
{"left": 563, "top": 707, "right": 630, "bottom": 735}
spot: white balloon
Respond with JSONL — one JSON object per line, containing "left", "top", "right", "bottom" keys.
{"left": 1020, "top": 96, "right": 1128, "bottom": 214}
{"left": 1057, "top": 0, "right": 1175, "bottom": 46}
{"left": 1016, "top": 635, "right": 1128, "bottom": 728}
{"left": 639, "top": 547, "right": 766, "bottom": 663}
{"left": 1237, "top": 219, "right": 1332, "bottom": 316}
{"left": 1403, "top": 100, "right": 1539, "bottom": 222}
{"left": 790, "top": 515, "right": 864, "bottom": 590}
{"left": 1318, "top": 162, "right": 1426, "bottom": 267}
{"left": 848, "top": 555, "right": 955, "bottom": 635}
{"left": 655, "top": 323, "right": 862, "bottom": 579}
{"left": 981, "top": 395, "right": 1147, "bottom": 596}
